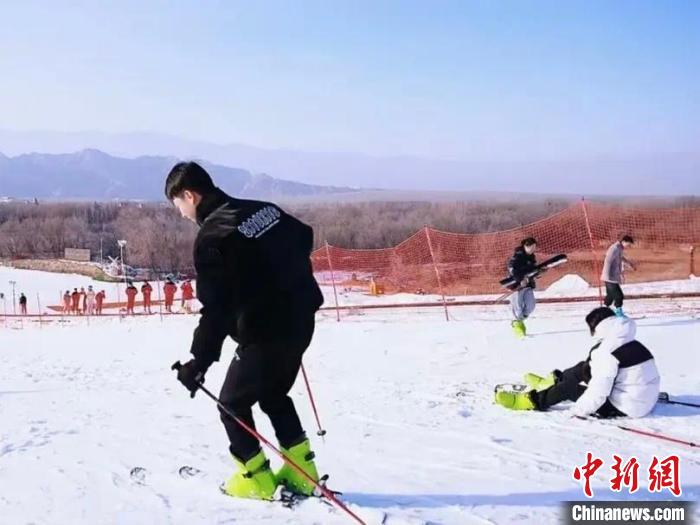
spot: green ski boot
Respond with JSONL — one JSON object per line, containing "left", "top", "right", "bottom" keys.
{"left": 524, "top": 372, "right": 556, "bottom": 391}
{"left": 221, "top": 449, "right": 277, "bottom": 500}
{"left": 511, "top": 320, "right": 526, "bottom": 339}
{"left": 276, "top": 438, "right": 319, "bottom": 496}
{"left": 495, "top": 389, "right": 536, "bottom": 411}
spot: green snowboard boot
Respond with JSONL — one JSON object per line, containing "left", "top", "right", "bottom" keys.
{"left": 275, "top": 438, "right": 319, "bottom": 496}
{"left": 221, "top": 449, "right": 277, "bottom": 500}
{"left": 511, "top": 320, "right": 526, "bottom": 338}
{"left": 524, "top": 372, "right": 556, "bottom": 391}
{"left": 495, "top": 389, "right": 536, "bottom": 411}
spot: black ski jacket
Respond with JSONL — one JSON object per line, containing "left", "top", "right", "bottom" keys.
{"left": 189, "top": 188, "right": 323, "bottom": 370}
{"left": 507, "top": 246, "right": 538, "bottom": 289}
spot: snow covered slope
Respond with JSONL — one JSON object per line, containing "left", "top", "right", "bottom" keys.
{"left": 0, "top": 269, "right": 699, "bottom": 524}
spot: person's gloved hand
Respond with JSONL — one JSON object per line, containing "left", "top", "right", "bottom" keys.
{"left": 173, "top": 359, "right": 206, "bottom": 398}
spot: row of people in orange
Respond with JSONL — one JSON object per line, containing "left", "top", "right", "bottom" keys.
{"left": 124, "top": 281, "right": 151, "bottom": 315}
{"left": 124, "top": 278, "right": 195, "bottom": 315}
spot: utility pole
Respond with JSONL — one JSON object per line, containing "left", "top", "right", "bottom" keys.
{"left": 117, "top": 240, "right": 127, "bottom": 284}
{"left": 9, "top": 280, "right": 17, "bottom": 315}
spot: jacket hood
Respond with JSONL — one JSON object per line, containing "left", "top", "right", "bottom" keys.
{"left": 594, "top": 315, "right": 636, "bottom": 345}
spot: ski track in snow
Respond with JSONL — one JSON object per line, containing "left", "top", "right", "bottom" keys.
{"left": 0, "top": 270, "right": 699, "bottom": 524}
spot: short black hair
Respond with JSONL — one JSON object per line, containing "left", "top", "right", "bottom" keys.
{"left": 164, "top": 161, "right": 216, "bottom": 200}
{"left": 521, "top": 237, "right": 537, "bottom": 247}
{"left": 585, "top": 306, "right": 616, "bottom": 335}
{"left": 621, "top": 235, "right": 634, "bottom": 244}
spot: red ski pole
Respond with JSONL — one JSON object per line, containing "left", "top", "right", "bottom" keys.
{"left": 301, "top": 362, "right": 327, "bottom": 437}
{"left": 616, "top": 425, "right": 697, "bottom": 448}
{"left": 574, "top": 416, "right": 697, "bottom": 448}
{"left": 171, "top": 362, "right": 365, "bottom": 525}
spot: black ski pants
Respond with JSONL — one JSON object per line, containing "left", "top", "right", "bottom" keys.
{"left": 531, "top": 360, "right": 625, "bottom": 418}
{"left": 219, "top": 316, "right": 315, "bottom": 461}
{"left": 604, "top": 281, "right": 624, "bottom": 308}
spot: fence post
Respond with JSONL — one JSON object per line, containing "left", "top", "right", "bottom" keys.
{"left": 324, "top": 241, "right": 341, "bottom": 322}
{"left": 37, "top": 293, "right": 42, "bottom": 328}
{"left": 690, "top": 246, "right": 696, "bottom": 277}
{"left": 156, "top": 275, "right": 164, "bottom": 322}
{"left": 424, "top": 226, "right": 449, "bottom": 321}
{"left": 581, "top": 198, "right": 604, "bottom": 305}
{"left": 116, "top": 283, "right": 122, "bottom": 323}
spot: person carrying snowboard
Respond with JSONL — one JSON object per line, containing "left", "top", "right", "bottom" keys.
{"left": 601, "top": 235, "right": 636, "bottom": 317}
{"left": 495, "top": 306, "right": 660, "bottom": 418}
{"left": 166, "top": 161, "right": 324, "bottom": 501}
{"left": 507, "top": 237, "right": 538, "bottom": 338}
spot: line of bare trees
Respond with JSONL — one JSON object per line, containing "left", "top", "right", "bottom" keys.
{"left": 1, "top": 196, "right": 697, "bottom": 272}
{"left": 0, "top": 202, "right": 197, "bottom": 272}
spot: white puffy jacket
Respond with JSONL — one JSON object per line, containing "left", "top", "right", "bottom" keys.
{"left": 572, "top": 316, "right": 660, "bottom": 418}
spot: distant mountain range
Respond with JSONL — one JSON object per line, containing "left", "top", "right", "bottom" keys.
{"left": 0, "top": 149, "right": 357, "bottom": 200}
{"left": 1, "top": 129, "right": 699, "bottom": 196}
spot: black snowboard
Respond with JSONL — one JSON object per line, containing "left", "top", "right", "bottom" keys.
{"left": 499, "top": 253, "right": 568, "bottom": 290}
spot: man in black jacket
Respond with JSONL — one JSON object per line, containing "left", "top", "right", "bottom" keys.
{"left": 166, "top": 161, "right": 324, "bottom": 500}
{"left": 507, "top": 237, "right": 538, "bottom": 338}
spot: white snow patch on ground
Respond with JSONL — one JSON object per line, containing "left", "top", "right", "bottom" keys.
{"left": 544, "top": 274, "right": 591, "bottom": 296}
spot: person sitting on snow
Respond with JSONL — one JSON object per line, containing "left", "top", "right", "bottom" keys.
{"left": 496, "top": 306, "right": 660, "bottom": 418}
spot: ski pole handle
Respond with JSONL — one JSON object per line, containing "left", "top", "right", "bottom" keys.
{"left": 171, "top": 360, "right": 203, "bottom": 398}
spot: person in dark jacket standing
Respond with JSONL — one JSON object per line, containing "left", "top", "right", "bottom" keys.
{"left": 166, "top": 161, "right": 324, "bottom": 501}
{"left": 507, "top": 237, "right": 538, "bottom": 338}
{"left": 19, "top": 293, "right": 28, "bottom": 315}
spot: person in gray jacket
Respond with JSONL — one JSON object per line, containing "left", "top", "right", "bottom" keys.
{"left": 601, "top": 235, "right": 636, "bottom": 316}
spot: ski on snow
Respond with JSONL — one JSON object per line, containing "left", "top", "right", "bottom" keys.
{"left": 128, "top": 467, "right": 389, "bottom": 523}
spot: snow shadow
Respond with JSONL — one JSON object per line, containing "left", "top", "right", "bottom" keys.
{"left": 0, "top": 389, "right": 59, "bottom": 397}
{"left": 639, "top": 318, "right": 700, "bottom": 329}
{"left": 528, "top": 327, "right": 588, "bottom": 337}
{"left": 655, "top": 394, "right": 700, "bottom": 414}
{"left": 343, "top": 485, "right": 700, "bottom": 509}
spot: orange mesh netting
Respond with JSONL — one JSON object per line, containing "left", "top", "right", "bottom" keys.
{"left": 311, "top": 202, "right": 700, "bottom": 309}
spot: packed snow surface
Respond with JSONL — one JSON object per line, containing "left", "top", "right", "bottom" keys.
{"left": 0, "top": 268, "right": 699, "bottom": 524}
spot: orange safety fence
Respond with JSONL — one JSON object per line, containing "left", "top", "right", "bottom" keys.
{"left": 312, "top": 201, "right": 700, "bottom": 319}
{"left": 3, "top": 201, "right": 699, "bottom": 325}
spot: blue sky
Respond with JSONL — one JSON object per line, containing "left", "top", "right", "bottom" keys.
{"left": 0, "top": 0, "right": 698, "bottom": 160}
